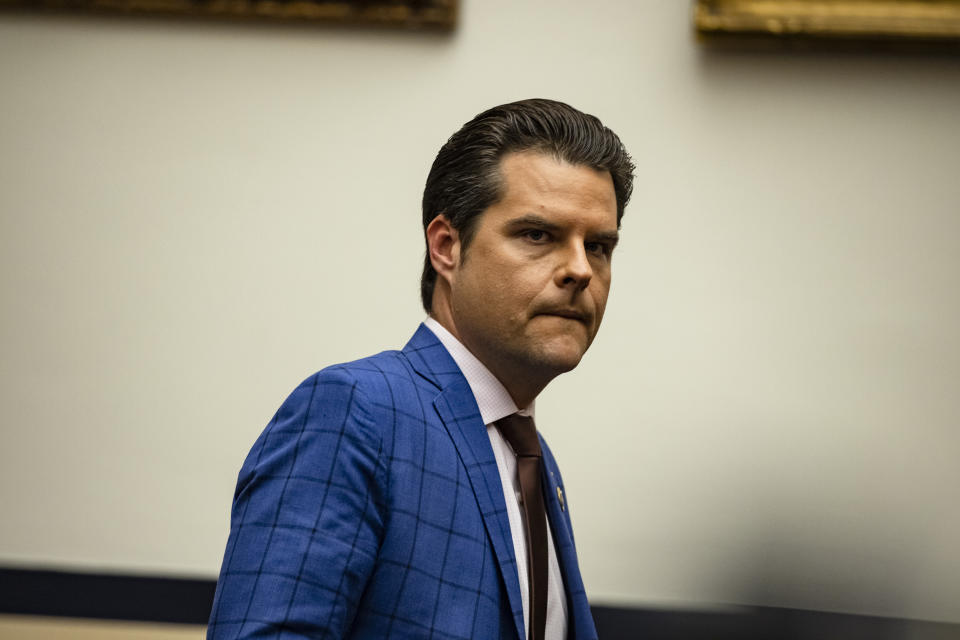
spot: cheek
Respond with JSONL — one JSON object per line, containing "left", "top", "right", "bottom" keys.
{"left": 486, "top": 261, "right": 541, "bottom": 300}
{"left": 494, "top": 283, "right": 537, "bottom": 324}
{"left": 457, "top": 265, "right": 525, "bottom": 322}
{"left": 591, "top": 280, "right": 612, "bottom": 319}
{"left": 509, "top": 277, "right": 550, "bottom": 318}
{"left": 459, "top": 252, "right": 553, "bottom": 320}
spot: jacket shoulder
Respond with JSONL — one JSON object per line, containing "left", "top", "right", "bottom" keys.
{"left": 315, "top": 348, "right": 421, "bottom": 397}
{"left": 295, "top": 349, "right": 431, "bottom": 426}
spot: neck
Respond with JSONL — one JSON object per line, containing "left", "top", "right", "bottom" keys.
{"left": 490, "top": 368, "right": 547, "bottom": 411}
{"left": 428, "top": 308, "right": 552, "bottom": 410}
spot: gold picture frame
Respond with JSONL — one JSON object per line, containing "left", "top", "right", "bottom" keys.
{"left": 695, "top": 0, "right": 960, "bottom": 50}
{"left": 0, "top": 0, "right": 457, "bottom": 29}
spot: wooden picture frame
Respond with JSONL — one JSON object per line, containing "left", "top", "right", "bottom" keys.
{"left": 695, "top": 0, "right": 960, "bottom": 51}
{"left": 0, "top": 0, "right": 457, "bottom": 29}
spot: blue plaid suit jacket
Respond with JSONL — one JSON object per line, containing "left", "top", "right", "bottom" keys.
{"left": 208, "top": 324, "right": 598, "bottom": 640}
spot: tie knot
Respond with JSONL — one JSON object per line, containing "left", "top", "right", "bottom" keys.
{"left": 496, "top": 414, "right": 541, "bottom": 457}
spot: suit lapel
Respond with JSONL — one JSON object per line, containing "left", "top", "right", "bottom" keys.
{"left": 404, "top": 325, "right": 527, "bottom": 640}
{"left": 541, "top": 439, "right": 598, "bottom": 640}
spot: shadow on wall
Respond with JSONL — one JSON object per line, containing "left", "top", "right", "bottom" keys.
{"left": 592, "top": 604, "right": 960, "bottom": 640}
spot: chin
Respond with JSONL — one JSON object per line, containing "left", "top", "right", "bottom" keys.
{"left": 530, "top": 340, "right": 588, "bottom": 374}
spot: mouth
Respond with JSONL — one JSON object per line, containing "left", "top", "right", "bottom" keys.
{"left": 537, "top": 309, "right": 590, "bottom": 324}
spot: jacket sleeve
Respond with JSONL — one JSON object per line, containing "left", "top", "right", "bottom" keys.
{"left": 207, "top": 367, "right": 386, "bottom": 639}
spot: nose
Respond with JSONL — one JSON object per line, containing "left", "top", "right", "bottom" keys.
{"left": 555, "top": 241, "right": 592, "bottom": 290}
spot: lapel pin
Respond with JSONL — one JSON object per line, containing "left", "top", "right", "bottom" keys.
{"left": 557, "top": 486, "right": 565, "bottom": 511}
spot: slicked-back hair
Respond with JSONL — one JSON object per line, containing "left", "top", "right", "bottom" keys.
{"left": 420, "top": 98, "right": 635, "bottom": 313}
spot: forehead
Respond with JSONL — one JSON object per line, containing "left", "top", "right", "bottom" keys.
{"left": 489, "top": 151, "right": 618, "bottom": 227}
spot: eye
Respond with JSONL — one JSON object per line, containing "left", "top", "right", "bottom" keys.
{"left": 585, "top": 242, "right": 610, "bottom": 257}
{"left": 523, "top": 229, "right": 550, "bottom": 243}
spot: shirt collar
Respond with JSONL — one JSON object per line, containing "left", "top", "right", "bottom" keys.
{"left": 423, "top": 317, "right": 535, "bottom": 425}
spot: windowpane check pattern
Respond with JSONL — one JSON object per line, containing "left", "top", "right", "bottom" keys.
{"left": 207, "top": 325, "right": 598, "bottom": 640}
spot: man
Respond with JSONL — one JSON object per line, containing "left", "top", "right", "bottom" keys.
{"left": 208, "top": 98, "right": 634, "bottom": 640}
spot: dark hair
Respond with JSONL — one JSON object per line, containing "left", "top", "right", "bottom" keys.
{"left": 420, "top": 98, "right": 635, "bottom": 312}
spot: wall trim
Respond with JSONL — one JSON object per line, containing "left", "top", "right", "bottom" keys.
{"left": 2, "top": 566, "right": 957, "bottom": 638}
{"left": 0, "top": 567, "right": 215, "bottom": 625}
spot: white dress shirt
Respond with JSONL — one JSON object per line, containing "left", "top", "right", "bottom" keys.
{"left": 424, "top": 317, "right": 568, "bottom": 640}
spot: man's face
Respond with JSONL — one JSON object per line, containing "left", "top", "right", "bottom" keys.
{"left": 447, "top": 151, "right": 620, "bottom": 388}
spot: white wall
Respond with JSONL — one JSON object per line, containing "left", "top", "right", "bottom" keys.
{"left": 1, "top": 0, "right": 958, "bottom": 624}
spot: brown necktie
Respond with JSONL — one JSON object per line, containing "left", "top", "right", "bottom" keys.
{"left": 496, "top": 414, "right": 548, "bottom": 640}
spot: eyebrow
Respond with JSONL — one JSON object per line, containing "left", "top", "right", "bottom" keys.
{"left": 505, "top": 214, "right": 563, "bottom": 233}
{"left": 588, "top": 230, "right": 621, "bottom": 249}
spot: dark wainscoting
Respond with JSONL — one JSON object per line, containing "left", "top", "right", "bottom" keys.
{"left": 2, "top": 567, "right": 958, "bottom": 639}
{"left": 0, "top": 567, "right": 215, "bottom": 624}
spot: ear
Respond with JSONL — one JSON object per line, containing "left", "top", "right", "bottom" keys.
{"left": 426, "top": 214, "right": 460, "bottom": 284}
